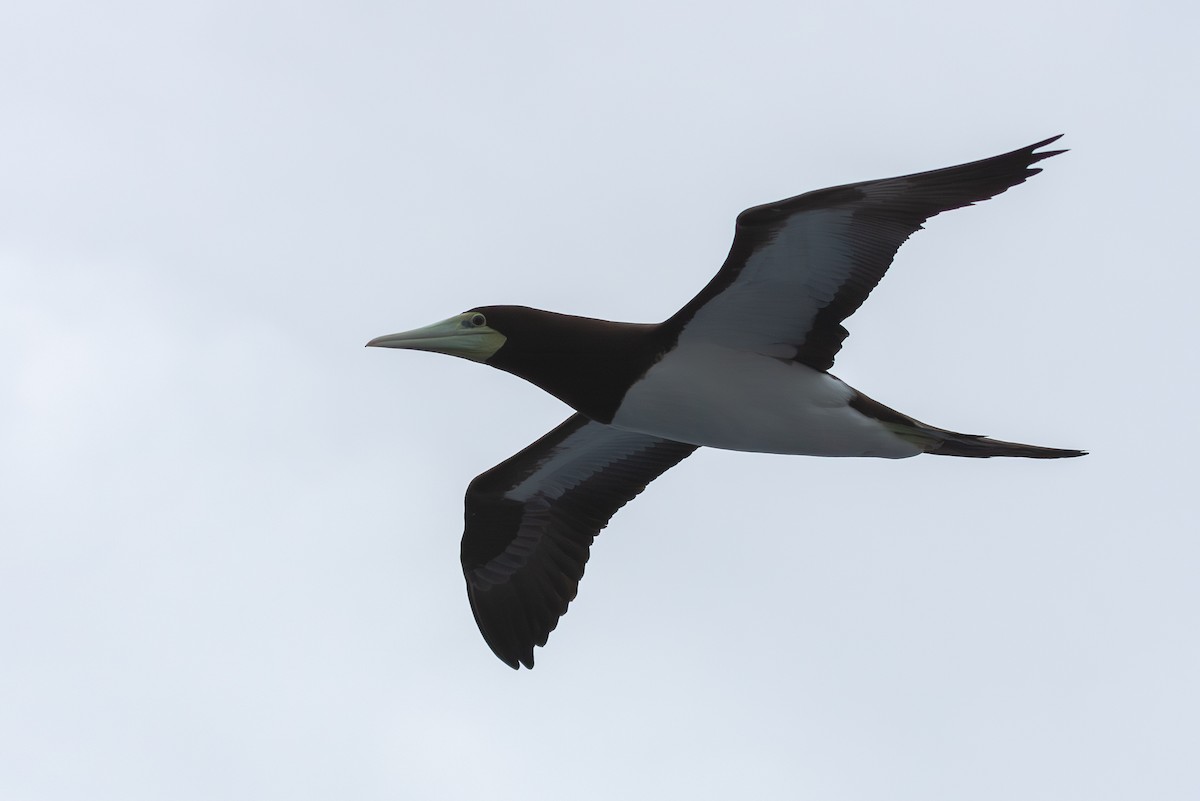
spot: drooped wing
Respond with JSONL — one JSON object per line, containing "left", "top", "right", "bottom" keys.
{"left": 667, "top": 136, "right": 1065, "bottom": 370}
{"left": 461, "top": 413, "right": 698, "bottom": 669}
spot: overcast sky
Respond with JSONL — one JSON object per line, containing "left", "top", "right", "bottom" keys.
{"left": 2, "top": 1, "right": 1197, "bottom": 799}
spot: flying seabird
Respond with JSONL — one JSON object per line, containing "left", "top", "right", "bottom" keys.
{"left": 369, "top": 136, "right": 1085, "bottom": 669}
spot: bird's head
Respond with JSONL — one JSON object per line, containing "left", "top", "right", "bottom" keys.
{"left": 369, "top": 306, "right": 658, "bottom": 421}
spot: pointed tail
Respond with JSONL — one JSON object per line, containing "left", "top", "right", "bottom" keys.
{"left": 849, "top": 391, "right": 1086, "bottom": 459}
{"left": 922, "top": 431, "right": 1086, "bottom": 459}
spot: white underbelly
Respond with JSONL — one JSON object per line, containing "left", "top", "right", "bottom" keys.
{"left": 610, "top": 343, "right": 922, "bottom": 458}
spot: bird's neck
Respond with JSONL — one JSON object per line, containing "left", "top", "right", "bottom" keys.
{"left": 488, "top": 314, "right": 668, "bottom": 423}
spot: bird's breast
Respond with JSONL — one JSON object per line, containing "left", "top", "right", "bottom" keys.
{"left": 611, "top": 343, "right": 922, "bottom": 458}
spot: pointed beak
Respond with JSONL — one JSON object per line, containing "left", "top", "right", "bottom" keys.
{"left": 366, "top": 313, "right": 506, "bottom": 363}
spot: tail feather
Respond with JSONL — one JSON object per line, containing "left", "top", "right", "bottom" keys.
{"left": 849, "top": 390, "right": 1086, "bottom": 459}
{"left": 924, "top": 431, "right": 1086, "bottom": 459}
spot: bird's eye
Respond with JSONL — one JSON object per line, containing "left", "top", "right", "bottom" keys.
{"left": 469, "top": 313, "right": 486, "bottom": 328}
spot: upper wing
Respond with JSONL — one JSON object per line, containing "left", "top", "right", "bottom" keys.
{"left": 461, "top": 414, "right": 698, "bottom": 669}
{"left": 666, "top": 136, "right": 1066, "bottom": 370}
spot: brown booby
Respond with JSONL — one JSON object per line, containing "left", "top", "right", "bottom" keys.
{"left": 368, "top": 136, "right": 1084, "bottom": 669}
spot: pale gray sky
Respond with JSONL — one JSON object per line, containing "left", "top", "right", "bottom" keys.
{"left": 2, "top": 1, "right": 1197, "bottom": 799}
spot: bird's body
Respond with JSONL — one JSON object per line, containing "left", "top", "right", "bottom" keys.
{"left": 369, "top": 136, "right": 1085, "bottom": 669}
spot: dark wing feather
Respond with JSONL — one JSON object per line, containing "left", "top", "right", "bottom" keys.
{"left": 666, "top": 136, "right": 1065, "bottom": 370}
{"left": 461, "top": 414, "right": 697, "bottom": 669}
